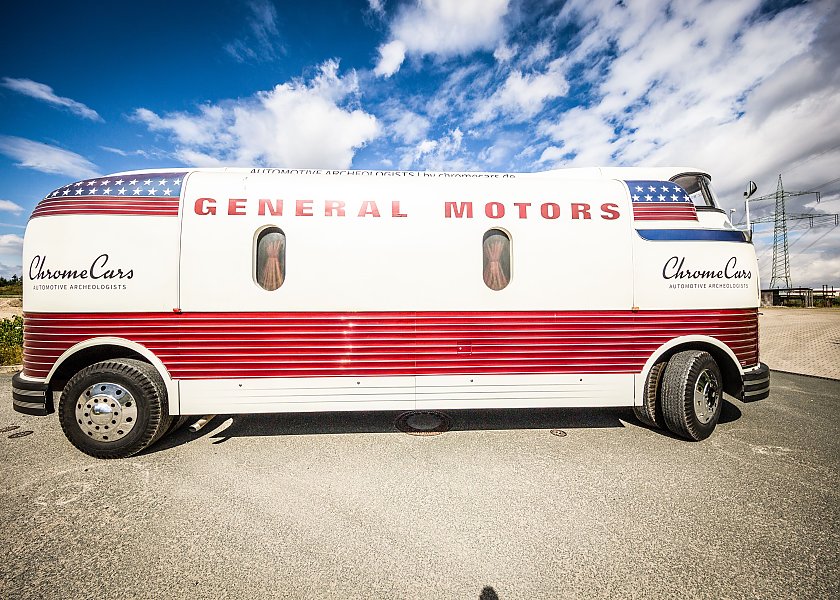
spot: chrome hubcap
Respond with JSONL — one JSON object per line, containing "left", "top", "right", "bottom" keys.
{"left": 693, "top": 369, "right": 720, "bottom": 424}
{"left": 75, "top": 382, "right": 138, "bottom": 442}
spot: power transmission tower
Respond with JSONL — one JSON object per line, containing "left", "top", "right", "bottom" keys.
{"left": 770, "top": 175, "right": 791, "bottom": 288}
{"left": 746, "top": 175, "right": 823, "bottom": 289}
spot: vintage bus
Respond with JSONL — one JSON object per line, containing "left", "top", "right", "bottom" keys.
{"left": 12, "top": 166, "right": 769, "bottom": 457}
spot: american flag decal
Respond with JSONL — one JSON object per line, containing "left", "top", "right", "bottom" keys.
{"left": 626, "top": 180, "right": 698, "bottom": 221}
{"left": 32, "top": 171, "right": 187, "bottom": 218}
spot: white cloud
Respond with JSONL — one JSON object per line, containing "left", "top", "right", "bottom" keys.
{"left": 368, "top": 0, "right": 385, "bottom": 16}
{"left": 522, "top": 40, "right": 551, "bottom": 67}
{"left": 477, "top": 134, "right": 523, "bottom": 167}
{"left": 0, "top": 136, "right": 98, "bottom": 178}
{"left": 0, "top": 262, "right": 21, "bottom": 279}
{"left": 537, "top": 146, "right": 566, "bottom": 164}
{"left": 0, "top": 200, "right": 24, "bottom": 215}
{"left": 534, "top": 0, "right": 840, "bottom": 285}
{"left": 134, "top": 60, "right": 380, "bottom": 169}
{"left": 1, "top": 77, "right": 102, "bottom": 121}
{"left": 399, "top": 128, "right": 466, "bottom": 170}
{"left": 0, "top": 235, "right": 23, "bottom": 278}
{"left": 374, "top": 40, "right": 407, "bottom": 77}
{"left": 0, "top": 234, "right": 23, "bottom": 253}
{"left": 99, "top": 146, "right": 152, "bottom": 159}
{"left": 382, "top": 105, "right": 431, "bottom": 144}
{"left": 224, "top": 0, "right": 284, "bottom": 62}
{"left": 493, "top": 43, "right": 516, "bottom": 63}
{"left": 374, "top": 0, "right": 510, "bottom": 76}
{"left": 540, "top": 1, "right": 836, "bottom": 190}
{"left": 471, "top": 59, "right": 568, "bottom": 124}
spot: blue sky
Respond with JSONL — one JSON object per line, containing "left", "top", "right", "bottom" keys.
{"left": 1, "top": 0, "right": 838, "bottom": 285}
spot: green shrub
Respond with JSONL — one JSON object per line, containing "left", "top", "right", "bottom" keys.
{"left": 0, "top": 315, "right": 23, "bottom": 365}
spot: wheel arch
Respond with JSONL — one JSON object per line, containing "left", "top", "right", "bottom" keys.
{"left": 46, "top": 337, "right": 179, "bottom": 415}
{"left": 636, "top": 335, "right": 743, "bottom": 401}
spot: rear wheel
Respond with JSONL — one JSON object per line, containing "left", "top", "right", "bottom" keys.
{"left": 58, "top": 359, "right": 172, "bottom": 458}
{"left": 661, "top": 350, "right": 722, "bottom": 441}
{"left": 633, "top": 361, "right": 667, "bottom": 429}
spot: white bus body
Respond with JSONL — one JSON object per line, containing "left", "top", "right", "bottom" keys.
{"left": 13, "top": 167, "right": 770, "bottom": 457}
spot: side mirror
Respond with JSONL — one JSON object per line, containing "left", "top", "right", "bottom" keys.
{"left": 743, "top": 181, "right": 757, "bottom": 242}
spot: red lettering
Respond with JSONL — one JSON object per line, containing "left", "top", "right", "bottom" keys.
{"left": 571, "top": 203, "right": 591, "bottom": 220}
{"left": 540, "top": 202, "right": 560, "bottom": 219}
{"left": 392, "top": 201, "right": 407, "bottom": 217}
{"left": 445, "top": 202, "right": 473, "bottom": 218}
{"left": 325, "top": 200, "right": 345, "bottom": 217}
{"left": 358, "top": 200, "right": 381, "bottom": 217}
{"left": 194, "top": 197, "right": 216, "bottom": 215}
{"left": 513, "top": 202, "right": 531, "bottom": 218}
{"left": 258, "top": 199, "right": 283, "bottom": 216}
{"left": 485, "top": 202, "right": 505, "bottom": 219}
{"left": 600, "top": 203, "right": 620, "bottom": 220}
{"left": 296, "top": 200, "right": 314, "bottom": 216}
{"left": 228, "top": 198, "right": 246, "bottom": 215}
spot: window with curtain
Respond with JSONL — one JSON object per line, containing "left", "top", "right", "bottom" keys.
{"left": 256, "top": 227, "right": 286, "bottom": 291}
{"left": 483, "top": 229, "right": 511, "bottom": 291}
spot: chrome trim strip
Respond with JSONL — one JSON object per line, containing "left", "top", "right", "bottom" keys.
{"left": 744, "top": 388, "right": 769, "bottom": 397}
{"left": 13, "top": 398, "right": 46, "bottom": 409}
{"left": 12, "top": 388, "right": 46, "bottom": 397}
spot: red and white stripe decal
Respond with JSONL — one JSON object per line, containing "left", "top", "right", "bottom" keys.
{"left": 31, "top": 197, "right": 179, "bottom": 218}
{"left": 31, "top": 172, "right": 185, "bottom": 218}
{"left": 23, "top": 309, "right": 759, "bottom": 380}
{"left": 632, "top": 202, "right": 698, "bottom": 221}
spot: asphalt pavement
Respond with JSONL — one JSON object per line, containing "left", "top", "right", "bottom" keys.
{"left": 0, "top": 370, "right": 838, "bottom": 599}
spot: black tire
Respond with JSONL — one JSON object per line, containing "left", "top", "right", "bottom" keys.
{"left": 166, "top": 415, "right": 190, "bottom": 435}
{"left": 633, "top": 361, "right": 667, "bottom": 429}
{"left": 58, "top": 359, "right": 172, "bottom": 458}
{"left": 661, "top": 350, "right": 723, "bottom": 441}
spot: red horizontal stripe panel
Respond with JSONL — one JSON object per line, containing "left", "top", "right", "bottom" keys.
{"left": 22, "top": 310, "right": 759, "bottom": 380}
{"left": 632, "top": 202, "right": 698, "bottom": 221}
{"left": 31, "top": 197, "right": 179, "bottom": 218}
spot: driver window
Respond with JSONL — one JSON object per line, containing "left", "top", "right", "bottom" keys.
{"left": 671, "top": 174, "right": 717, "bottom": 208}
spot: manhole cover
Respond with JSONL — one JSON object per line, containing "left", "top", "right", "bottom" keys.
{"left": 550, "top": 429, "right": 567, "bottom": 437}
{"left": 395, "top": 411, "right": 451, "bottom": 436}
{"left": 0, "top": 425, "right": 20, "bottom": 434}
{"left": 9, "top": 430, "right": 33, "bottom": 439}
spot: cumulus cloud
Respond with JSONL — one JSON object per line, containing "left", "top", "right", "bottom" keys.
{"left": 493, "top": 43, "right": 516, "bottom": 63}
{"left": 540, "top": 0, "right": 836, "bottom": 195}
{"left": 134, "top": 60, "right": 380, "bottom": 169}
{"left": 0, "top": 136, "right": 99, "bottom": 178}
{"left": 531, "top": 0, "right": 840, "bottom": 286}
{"left": 0, "top": 234, "right": 23, "bottom": 253}
{"left": 0, "top": 200, "right": 24, "bottom": 215}
{"left": 471, "top": 59, "right": 568, "bottom": 124}
{"left": 380, "top": 103, "right": 431, "bottom": 144}
{"left": 398, "top": 128, "right": 466, "bottom": 170}
{"left": 0, "top": 235, "right": 23, "bottom": 278}
{"left": 1, "top": 77, "right": 102, "bottom": 121}
{"left": 374, "top": 40, "right": 407, "bottom": 77}
{"left": 374, "top": 0, "right": 510, "bottom": 76}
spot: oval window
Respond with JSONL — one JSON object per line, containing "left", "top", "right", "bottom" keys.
{"left": 256, "top": 227, "right": 286, "bottom": 291}
{"left": 483, "top": 229, "right": 511, "bottom": 291}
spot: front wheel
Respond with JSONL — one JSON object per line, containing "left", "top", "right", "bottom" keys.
{"left": 661, "top": 351, "right": 723, "bottom": 441}
{"left": 58, "top": 359, "right": 172, "bottom": 458}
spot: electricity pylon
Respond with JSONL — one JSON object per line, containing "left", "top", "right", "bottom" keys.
{"left": 747, "top": 175, "right": 823, "bottom": 289}
{"left": 770, "top": 175, "right": 791, "bottom": 288}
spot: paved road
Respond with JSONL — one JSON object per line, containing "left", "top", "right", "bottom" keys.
{"left": 0, "top": 371, "right": 838, "bottom": 599}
